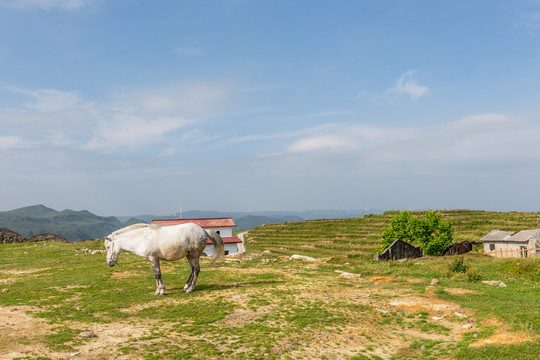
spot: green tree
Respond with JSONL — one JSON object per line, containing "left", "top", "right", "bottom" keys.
{"left": 380, "top": 210, "right": 453, "bottom": 256}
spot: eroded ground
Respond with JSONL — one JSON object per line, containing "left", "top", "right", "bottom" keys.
{"left": 0, "top": 254, "right": 536, "bottom": 360}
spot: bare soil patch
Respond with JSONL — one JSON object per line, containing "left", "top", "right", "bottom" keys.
{"left": 221, "top": 308, "right": 265, "bottom": 327}
{"left": 0, "top": 306, "right": 53, "bottom": 360}
{"left": 4, "top": 268, "right": 50, "bottom": 275}
{"left": 445, "top": 287, "right": 482, "bottom": 296}
{"left": 110, "top": 270, "right": 139, "bottom": 278}
{"left": 470, "top": 332, "right": 533, "bottom": 347}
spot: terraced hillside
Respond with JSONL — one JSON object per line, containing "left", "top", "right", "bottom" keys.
{"left": 245, "top": 210, "right": 540, "bottom": 258}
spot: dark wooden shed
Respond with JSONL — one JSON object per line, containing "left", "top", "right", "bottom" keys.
{"left": 374, "top": 239, "right": 423, "bottom": 261}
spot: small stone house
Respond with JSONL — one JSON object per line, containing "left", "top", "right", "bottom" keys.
{"left": 374, "top": 239, "right": 423, "bottom": 261}
{"left": 480, "top": 229, "right": 540, "bottom": 258}
{"left": 151, "top": 218, "right": 243, "bottom": 255}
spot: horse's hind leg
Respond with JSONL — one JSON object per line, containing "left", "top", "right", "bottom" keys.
{"left": 183, "top": 268, "right": 194, "bottom": 293}
{"left": 150, "top": 257, "right": 166, "bottom": 296}
{"left": 184, "top": 255, "right": 200, "bottom": 294}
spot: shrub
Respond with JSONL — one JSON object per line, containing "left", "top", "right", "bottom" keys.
{"left": 380, "top": 210, "right": 453, "bottom": 256}
{"left": 449, "top": 255, "right": 468, "bottom": 273}
{"left": 466, "top": 266, "right": 481, "bottom": 282}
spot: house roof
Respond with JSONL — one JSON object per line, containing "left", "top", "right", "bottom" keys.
{"left": 152, "top": 218, "right": 237, "bottom": 228}
{"left": 208, "top": 236, "right": 242, "bottom": 244}
{"left": 510, "top": 229, "right": 540, "bottom": 242}
{"left": 480, "top": 229, "right": 540, "bottom": 243}
{"left": 480, "top": 229, "right": 514, "bottom": 242}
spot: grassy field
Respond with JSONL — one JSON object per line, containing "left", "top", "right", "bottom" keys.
{"left": 0, "top": 210, "right": 539, "bottom": 359}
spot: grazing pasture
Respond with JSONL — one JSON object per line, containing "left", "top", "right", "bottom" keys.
{"left": 0, "top": 210, "right": 539, "bottom": 359}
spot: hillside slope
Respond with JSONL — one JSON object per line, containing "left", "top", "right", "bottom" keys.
{"left": 245, "top": 209, "right": 540, "bottom": 259}
{"left": 0, "top": 205, "right": 132, "bottom": 242}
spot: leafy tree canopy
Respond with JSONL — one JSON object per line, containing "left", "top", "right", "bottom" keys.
{"left": 380, "top": 210, "right": 453, "bottom": 256}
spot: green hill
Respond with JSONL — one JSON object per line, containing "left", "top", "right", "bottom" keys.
{"left": 234, "top": 214, "right": 305, "bottom": 231}
{"left": 245, "top": 209, "right": 540, "bottom": 259}
{"left": 0, "top": 205, "right": 137, "bottom": 242}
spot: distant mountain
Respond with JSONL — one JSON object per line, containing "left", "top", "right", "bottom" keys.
{"left": 119, "top": 209, "right": 380, "bottom": 232}
{"left": 0, "top": 205, "right": 141, "bottom": 242}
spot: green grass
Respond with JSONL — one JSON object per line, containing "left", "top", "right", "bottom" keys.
{"left": 1, "top": 210, "right": 539, "bottom": 359}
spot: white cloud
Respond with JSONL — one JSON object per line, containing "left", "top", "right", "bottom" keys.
{"left": 445, "top": 113, "right": 517, "bottom": 132}
{"left": 289, "top": 135, "right": 357, "bottom": 153}
{"left": 369, "top": 113, "right": 539, "bottom": 165}
{"left": 385, "top": 70, "right": 429, "bottom": 101}
{"left": 0, "top": 82, "right": 233, "bottom": 153}
{"left": 116, "top": 82, "right": 232, "bottom": 118}
{"left": 0, "top": 0, "right": 95, "bottom": 10}
{"left": 0, "top": 136, "right": 26, "bottom": 150}
{"left": 255, "top": 112, "right": 539, "bottom": 170}
{"left": 84, "top": 113, "right": 193, "bottom": 151}
{"left": 8, "top": 87, "right": 89, "bottom": 112}
{"left": 348, "top": 125, "right": 415, "bottom": 145}
{"left": 273, "top": 123, "right": 414, "bottom": 155}
{"left": 0, "top": 88, "right": 97, "bottom": 150}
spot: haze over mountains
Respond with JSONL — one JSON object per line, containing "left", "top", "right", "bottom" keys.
{"left": 0, "top": 205, "right": 376, "bottom": 242}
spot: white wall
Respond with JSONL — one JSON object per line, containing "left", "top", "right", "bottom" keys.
{"left": 205, "top": 226, "right": 233, "bottom": 237}
{"left": 205, "top": 243, "right": 239, "bottom": 255}
{"left": 483, "top": 241, "right": 533, "bottom": 258}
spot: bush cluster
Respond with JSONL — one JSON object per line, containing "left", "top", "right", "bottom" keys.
{"left": 380, "top": 210, "right": 453, "bottom": 256}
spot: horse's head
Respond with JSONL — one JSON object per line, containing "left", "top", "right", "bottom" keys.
{"left": 104, "top": 235, "right": 120, "bottom": 267}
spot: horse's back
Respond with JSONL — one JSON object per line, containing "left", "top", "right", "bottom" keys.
{"left": 157, "top": 223, "right": 207, "bottom": 260}
{"left": 160, "top": 223, "right": 206, "bottom": 240}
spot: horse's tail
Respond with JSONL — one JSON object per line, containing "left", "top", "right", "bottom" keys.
{"left": 205, "top": 230, "right": 225, "bottom": 263}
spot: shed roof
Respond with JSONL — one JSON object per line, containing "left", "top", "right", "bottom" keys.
{"left": 480, "top": 229, "right": 540, "bottom": 243}
{"left": 510, "top": 229, "right": 540, "bottom": 242}
{"left": 480, "top": 229, "right": 514, "bottom": 242}
{"left": 152, "top": 218, "right": 237, "bottom": 228}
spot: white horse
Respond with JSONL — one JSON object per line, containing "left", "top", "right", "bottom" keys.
{"left": 104, "top": 223, "right": 224, "bottom": 295}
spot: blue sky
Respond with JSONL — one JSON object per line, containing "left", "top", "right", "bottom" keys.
{"left": 1, "top": 0, "right": 540, "bottom": 215}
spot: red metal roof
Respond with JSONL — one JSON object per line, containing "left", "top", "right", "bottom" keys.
{"left": 208, "top": 236, "right": 242, "bottom": 244}
{"left": 152, "top": 217, "right": 237, "bottom": 228}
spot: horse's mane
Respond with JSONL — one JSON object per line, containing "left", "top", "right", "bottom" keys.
{"left": 112, "top": 223, "right": 160, "bottom": 236}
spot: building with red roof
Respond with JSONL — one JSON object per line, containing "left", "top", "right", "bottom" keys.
{"left": 151, "top": 217, "right": 243, "bottom": 255}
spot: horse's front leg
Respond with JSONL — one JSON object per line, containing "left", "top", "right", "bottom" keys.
{"left": 149, "top": 257, "right": 166, "bottom": 296}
